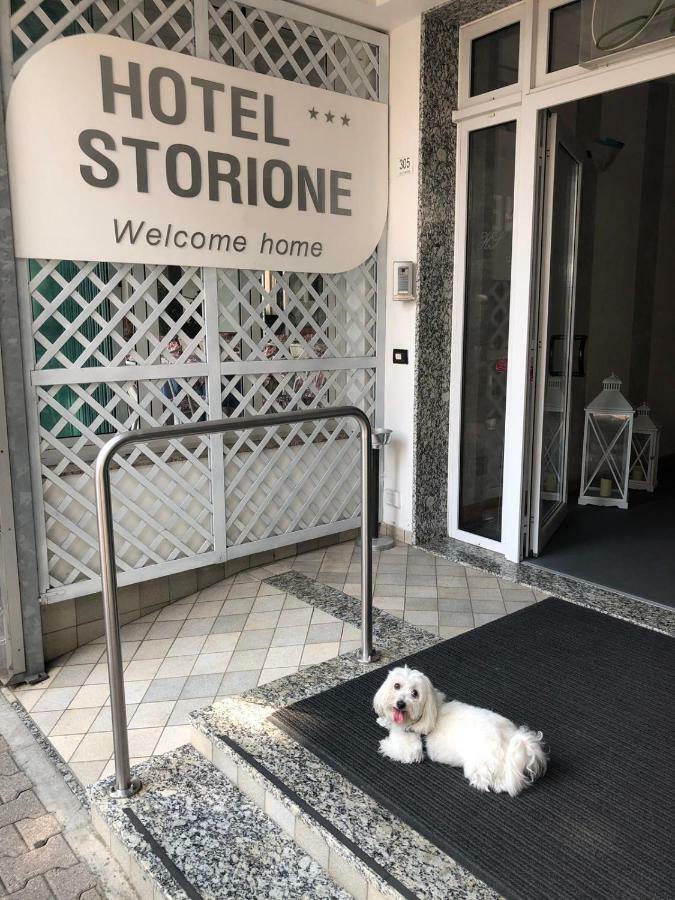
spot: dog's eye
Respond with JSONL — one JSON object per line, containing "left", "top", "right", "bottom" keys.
{"left": 411, "top": 689, "right": 418, "bottom": 699}
{"left": 393, "top": 683, "right": 400, "bottom": 690}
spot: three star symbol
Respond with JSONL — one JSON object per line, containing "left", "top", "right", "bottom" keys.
{"left": 307, "top": 108, "right": 350, "bottom": 126}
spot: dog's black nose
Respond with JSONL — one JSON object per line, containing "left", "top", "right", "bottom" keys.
{"left": 396, "top": 700, "right": 406, "bottom": 710}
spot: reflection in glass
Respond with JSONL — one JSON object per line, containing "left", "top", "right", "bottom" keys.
{"left": 539, "top": 144, "right": 579, "bottom": 527}
{"left": 470, "top": 23, "right": 520, "bottom": 97}
{"left": 459, "top": 122, "right": 516, "bottom": 541}
{"left": 548, "top": 1, "right": 581, "bottom": 73}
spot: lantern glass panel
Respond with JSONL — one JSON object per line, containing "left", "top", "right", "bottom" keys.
{"left": 585, "top": 413, "right": 630, "bottom": 499}
{"left": 630, "top": 432, "right": 650, "bottom": 484}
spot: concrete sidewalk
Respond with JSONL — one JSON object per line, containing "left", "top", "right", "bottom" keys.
{"left": 0, "top": 695, "right": 136, "bottom": 899}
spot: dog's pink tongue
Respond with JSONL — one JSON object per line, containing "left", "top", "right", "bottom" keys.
{"left": 393, "top": 708, "right": 405, "bottom": 725}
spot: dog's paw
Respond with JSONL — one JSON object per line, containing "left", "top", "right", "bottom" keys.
{"left": 379, "top": 733, "right": 424, "bottom": 764}
{"left": 376, "top": 716, "right": 390, "bottom": 730}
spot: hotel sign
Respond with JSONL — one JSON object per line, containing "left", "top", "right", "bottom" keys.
{"left": 6, "top": 35, "right": 388, "bottom": 273}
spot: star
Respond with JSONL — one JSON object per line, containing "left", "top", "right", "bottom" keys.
{"left": 341, "top": 114, "right": 350, "bottom": 126}
{"left": 325, "top": 110, "right": 335, "bottom": 123}
{"left": 308, "top": 107, "right": 318, "bottom": 119}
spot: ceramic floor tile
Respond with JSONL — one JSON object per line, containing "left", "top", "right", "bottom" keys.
{"left": 167, "top": 636, "right": 207, "bottom": 657}
{"left": 66, "top": 645, "right": 105, "bottom": 665}
{"left": 177, "top": 619, "right": 215, "bottom": 638}
{"left": 68, "top": 760, "right": 107, "bottom": 786}
{"left": 202, "top": 632, "right": 239, "bottom": 653}
{"left": 146, "top": 621, "right": 183, "bottom": 640}
{"left": 123, "top": 681, "right": 152, "bottom": 704}
{"left": 251, "top": 595, "right": 285, "bottom": 613}
{"left": 70, "top": 731, "right": 113, "bottom": 763}
{"left": 439, "top": 625, "right": 473, "bottom": 639}
{"left": 258, "top": 666, "right": 299, "bottom": 686}
{"left": 142, "top": 677, "right": 187, "bottom": 703}
{"left": 217, "top": 670, "right": 260, "bottom": 695}
{"left": 127, "top": 727, "right": 163, "bottom": 757}
{"left": 50, "top": 707, "right": 99, "bottom": 736}
{"left": 133, "top": 639, "right": 174, "bottom": 660}
{"left": 300, "top": 642, "right": 340, "bottom": 666}
{"left": 124, "top": 658, "right": 162, "bottom": 681}
{"left": 306, "top": 622, "right": 343, "bottom": 644}
{"left": 32, "top": 687, "right": 82, "bottom": 712}
{"left": 212, "top": 614, "right": 250, "bottom": 633}
{"left": 154, "top": 725, "right": 193, "bottom": 756}
{"left": 180, "top": 673, "right": 223, "bottom": 699}
{"left": 270, "top": 625, "right": 309, "bottom": 647}
{"left": 168, "top": 697, "right": 214, "bottom": 726}
{"left": 128, "top": 701, "right": 176, "bottom": 729}
{"left": 244, "top": 611, "right": 281, "bottom": 630}
{"left": 235, "top": 629, "right": 274, "bottom": 652}
{"left": 191, "top": 652, "right": 233, "bottom": 675}
{"left": 46, "top": 665, "right": 95, "bottom": 689}
{"left": 156, "top": 656, "right": 197, "bottom": 678}
{"left": 191, "top": 600, "right": 224, "bottom": 619}
{"left": 473, "top": 612, "right": 506, "bottom": 626}
{"left": 277, "top": 607, "right": 313, "bottom": 628}
{"left": 264, "top": 644, "right": 303, "bottom": 669}
{"left": 227, "top": 648, "right": 269, "bottom": 672}
{"left": 50, "top": 733, "right": 84, "bottom": 763}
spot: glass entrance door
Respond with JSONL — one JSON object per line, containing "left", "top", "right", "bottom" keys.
{"left": 530, "top": 113, "right": 583, "bottom": 555}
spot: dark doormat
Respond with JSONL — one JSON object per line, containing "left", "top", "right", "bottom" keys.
{"left": 271, "top": 599, "right": 674, "bottom": 900}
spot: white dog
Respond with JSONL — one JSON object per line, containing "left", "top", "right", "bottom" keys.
{"left": 373, "top": 665, "right": 547, "bottom": 797}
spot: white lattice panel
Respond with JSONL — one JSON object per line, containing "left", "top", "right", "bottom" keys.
{"left": 1, "top": 0, "right": 386, "bottom": 599}
{"left": 222, "top": 367, "right": 376, "bottom": 545}
{"left": 216, "top": 261, "right": 377, "bottom": 362}
{"left": 208, "top": 0, "right": 379, "bottom": 99}
{"left": 7, "top": 0, "right": 195, "bottom": 77}
{"left": 38, "top": 376, "right": 212, "bottom": 587}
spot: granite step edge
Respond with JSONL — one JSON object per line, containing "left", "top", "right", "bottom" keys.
{"left": 87, "top": 744, "right": 358, "bottom": 900}
{"left": 189, "top": 718, "right": 407, "bottom": 900}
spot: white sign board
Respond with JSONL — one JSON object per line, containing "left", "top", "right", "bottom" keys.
{"left": 6, "top": 35, "right": 388, "bottom": 273}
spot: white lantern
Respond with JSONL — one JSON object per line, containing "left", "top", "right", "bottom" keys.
{"left": 579, "top": 374, "right": 634, "bottom": 509}
{"left": 628, "top": 403, "right": 660, "bottom": 493}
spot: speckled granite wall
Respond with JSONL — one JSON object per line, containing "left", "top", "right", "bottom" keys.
{"left": 413, "top": 0, "right": 515, "bottom": 542}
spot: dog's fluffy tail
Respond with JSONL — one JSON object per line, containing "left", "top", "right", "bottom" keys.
{"left": 502, "top": 727, "right": 547, "bottom": 797}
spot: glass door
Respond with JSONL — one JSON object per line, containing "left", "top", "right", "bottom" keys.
{"left": 530, "top": 112, "right": 583, "bottom": 555}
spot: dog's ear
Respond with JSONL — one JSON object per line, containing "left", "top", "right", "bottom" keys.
{"left": 373, "top": 675, "right": 390, "bottom": 720}
{"left": 410, "top": 675, "right": 439, "bottom": 735}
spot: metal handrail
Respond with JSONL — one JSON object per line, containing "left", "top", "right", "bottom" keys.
{"left": 95, "top": 406, "right": 376, "bottom": 798}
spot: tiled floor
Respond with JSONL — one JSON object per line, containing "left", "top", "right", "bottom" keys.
{"left": 10, "top": 541, "right": 544, "bottom": 787}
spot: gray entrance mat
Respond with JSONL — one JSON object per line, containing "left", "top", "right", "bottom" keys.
{"left": 271, "top": 599, "right": 674, "bottom": 900}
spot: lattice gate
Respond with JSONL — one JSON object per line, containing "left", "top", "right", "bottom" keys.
{"left": 0, "top": 0, "right": 387, "bottom": 601}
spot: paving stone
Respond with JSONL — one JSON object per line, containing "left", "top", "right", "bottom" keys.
{"left": 0, "top": 823, "right": 27, "bottom": 857}
{"left": 0, "top": 791, "right": 45, "bottom": 829}
{"left": 0, "top": 834, "right": 77, "bottom": 892}
{"left": 44, "top": 863, "right": 97, "bottom": 900}
{"left": 6, "top": 875, "right": 54, "bottom": 900}
{"left": 14, "top": 816, "right": 61, "bottom": 851}
{"left": 0, "top": 774, "right": 32, "bottom": 804}
{"left": 0, "top": 753, "right": 18, "bottom": 778}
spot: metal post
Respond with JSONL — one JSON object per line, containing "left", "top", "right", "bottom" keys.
{"left": 94, "top": 407, "right": 377, "bottom": 798}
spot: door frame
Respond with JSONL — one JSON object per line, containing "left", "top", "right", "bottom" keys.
{"left": 448, "top": 0, "right": 675, "bottom": 563}
{"left": 528, "top": 112, "right": 584, "bottom": 555}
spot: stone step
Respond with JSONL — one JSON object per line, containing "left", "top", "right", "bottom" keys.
{"left": 88, "top": 744, "right": 353, "bottom": 900}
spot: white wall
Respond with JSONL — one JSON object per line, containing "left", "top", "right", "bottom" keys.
{"left": 382, "top": 16, "right": 421, "bottom": 536}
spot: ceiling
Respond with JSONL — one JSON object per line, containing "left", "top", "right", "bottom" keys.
{"left": 291, "top": 0, "right": 445, "bottom": 32}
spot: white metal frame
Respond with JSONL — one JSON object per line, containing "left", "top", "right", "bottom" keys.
{"left": 449, "top": 0, "right": 675, "bottom": 562}
{"left": 528, "top": 114, "right": 583, "bottom": 555}
{"left": 457, "top": 1, "right": 529, "bottom": 110}
{"left": 0, "top": 0, "right": 389, "bottom": 602}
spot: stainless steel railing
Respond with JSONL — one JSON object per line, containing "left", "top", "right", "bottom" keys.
{"left": 94, "top": 406, "right": 376, "bottom": 798}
